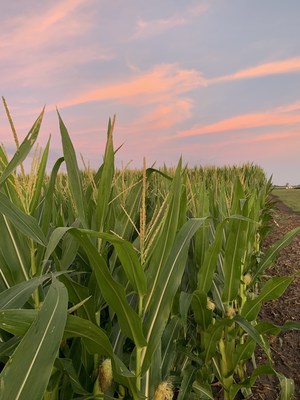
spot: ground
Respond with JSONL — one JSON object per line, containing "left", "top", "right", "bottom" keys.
{"left": 272, "top": 188, "right": 300, "bottom": 212}
{"left": 250, "top": 197, "right": 300, "bottom": 399}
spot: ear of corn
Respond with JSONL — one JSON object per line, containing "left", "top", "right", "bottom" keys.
{"left": 0, "top": 104, "right": 298, "bottom": 400}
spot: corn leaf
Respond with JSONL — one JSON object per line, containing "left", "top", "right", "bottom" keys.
{"left": 222, "top": 215, "right": 247, "bottom": 303}
{"left": 44, "top": 226, "right": 147, "bottom": 348}
{"left": 142, "top": 218, "right": 206, "bottom": 373}
{"left": 0, "top": 277, "right": 68, "bottom": 400}
{"left": 58, "top": 110, "right": 87, "bottom": 228}
{"left": 144, "top": 159, "right": 183, "bottom": 312}
{"left": 0, "top": 192, "right": 46, "bottom": 246}
{"left": 241, "top": 276, "right": 293, "bottom": 321}
{"left": 0, "top": 108, "right": 44, "bottom": 187}
{"left": 96, "top": 116, "right": 115, "bottom": 232}
{"left": 0, "top": 276, "right": 51, "bottom": 309}
{"left": 252, "top": 226, "right": 300, "bottom": 283}
{"left": 29, "top": 136, "right": 50, "bottom": 214}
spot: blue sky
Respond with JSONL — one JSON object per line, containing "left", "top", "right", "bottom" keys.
{"left": 1, "top": 0, "right": 300, "bottom": 184}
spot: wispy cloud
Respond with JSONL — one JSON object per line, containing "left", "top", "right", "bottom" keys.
{"left": 209, "top": 57, "right": 300, "bottom": 84}
{"left": 57, "top": 64, "right": 205, "bottom": 109}
{"left": 136, "top": 99, "right": 193, "bottom": 130}
{"left": 0, "top": 0, "right": 113, "bottom": 89}
{"left": 2, "top": 47, "right": 113, "bottom": 89}
{"left": 131, "top": 3, "right": 208, "bottom": 40}
{"left": 0, "top": 0, "right": 92, "bottom": 55}
{"left": 177, "top": 101, "right": 300, "bottom": 138}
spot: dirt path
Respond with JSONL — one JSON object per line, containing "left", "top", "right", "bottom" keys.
{"left": 251, "top": 198, "right": 300, "bottom": 399}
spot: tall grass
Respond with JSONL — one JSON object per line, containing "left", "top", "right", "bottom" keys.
{"left": 0, "top": 101, "right": 299, "bottom": 400}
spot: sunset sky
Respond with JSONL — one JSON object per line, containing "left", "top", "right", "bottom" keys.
{"left": 1, "top": 1, "right": 300, "bottom": 184}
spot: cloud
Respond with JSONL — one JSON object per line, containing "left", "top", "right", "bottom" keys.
{"left": 2, "top": 47, "right": 114, "bottom": 89}
{"left": 209, "top": 57, "right": 300, "bottom": 84}
{"left": 135, "top": 99, "right": 193, "bottom": 130}
{"left": 177, "top": 105, "right": 300, "bottom": 138}
{"left": 0, "top": 0, "right": 91, "bottom": 55}
{"left": 131, "top": 3, "right": 208, "bottom": 40}
{"left": 114, "top": 99, "right": 193, "bottom": 141}
{"left": 133, "top": 16, "right": 187, "bottom": 39}
{"left": 57, "top": 64, "right": 206, "bottom": 109}
{"left": 0, "top": 0, "right": 113, "bottom": 89}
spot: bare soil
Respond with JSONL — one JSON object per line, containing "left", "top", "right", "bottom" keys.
{"left": 250, "top": 198, "right": 300, "bottom": 399}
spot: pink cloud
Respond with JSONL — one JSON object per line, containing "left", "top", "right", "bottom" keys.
{"left": 276, "top": 101, "right": 300, "bottom": 113}
{"left": 131, "top": 4, "right": 208, "bottom": 40}
{"left": 135, "top": 99, "right": 193, "bottom": 130}
{"left": 209, "top": 57, "right": 300, "bottom": 83}
{"left": 167, "top": 129, "right": 300, "bottom": 169}
{"left": 0, "top": 0, "right": 92, "bottom": 55}
{"left": 57, "top": 64, "right": 205, "bottom": 109}
{"left": 2, "top": 47, "right": 113, "bottom": 89}
{"left": 133, "top": 16, "right": 187, "bottom": 39}
{"left": 0, "top": 0, "right": 113, "bottom": 90}
{"left": 177, "top": 110, "right": 300, "bottom": 138}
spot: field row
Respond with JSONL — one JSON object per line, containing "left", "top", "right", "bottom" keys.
{"left": 0, "top": 108, "right": 299, "bottom": 399}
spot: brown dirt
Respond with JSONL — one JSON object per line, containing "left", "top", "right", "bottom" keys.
{"left": 250, "top": 197, "right": 300, "bottom": 399}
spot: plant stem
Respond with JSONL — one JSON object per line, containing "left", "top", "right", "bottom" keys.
{"left": 30, "top": 239, "right": 40, "bottom": 308}
{"left": 136, "top": 295, "right": 144, "bottom": 393}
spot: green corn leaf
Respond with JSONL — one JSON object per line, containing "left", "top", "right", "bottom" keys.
{"left": 70, "top": 230, "right": 147, "bottom": 349}
{"left": 203, "top": 319, "right": 229, "bottom": 363}
{"left": 0, "top": 108, "right": 44, "bottom": 188}
{"left": 65, "top": 315, "right": 139, "bottom": 398}
{"left": 232, "top": 337, "right": 256, "bottom": 371}
{"left": 179, "top": 291, "right": 193, "bottom": 337}
{"left": 35, "top": 157, "right": 64, "bottom": 274}
{"left": 57, "top": 110, "right": 87, "bottom": 228}
{"left": 0, "top": 277, "right": 68, "bottom": 400}
{"left": 0, "top": 310, "right": 139, "bottom": 397}
{"left": 222, "top": 215, "right": 248, "bottom": 303}
{"left": 197, "top": 219, "right": 226, "bottom": 293}
{"left": 177, "top": 365, "right": 197, "bottom": 400}
{"left": 229, "top": 365, "right": 275, "bottom": 399}
{"left": 191, "top": 290, "right": 213, "bottom": 331}
{"left": 0, "top": 309, "right": 36, "bottom": 336}
{"left": 234, "top": 315, "right": 271, "bottom": 359}
{"left": 229, "top": 365, "right": 294, "bottom": 400}
{"left": 142, "top": 218, "right": 206, "bottom": 373}
{"left": 59, "top": 275, "right": 95, "bottom": 322}
{"left": 0, "top": 336, "right": 20, "bottom": 359}
{"left": 194, "top": 181, "right": 210, "bottom": 265}
{"left": 255, "top": 320, "right": 300, "bottom": 336}
{"left": 40, "top": 157, "right": 64, "bottom": 235}
{"left": 60, "top": 227, "right": 80, "bottom": 270}
{"left": 0, "top": 214, "right": 31, "bottom": 284}
{"left": 278, "top": 373, "right": 295, "bottom": 400}
{"left": 281, "top": 321, "right": 300, "bottom": 330}
{"left": 29, "top": 135, "right": 50, "bottom": 214}
{"left": 96, "top": 116, "right": 115, "bottom": 233}
{"left": 0, "top": 192, "right": 46, "bottom": 246}
{"left": 161, "top": 316, "right": 182, "bottom": 380}
{"left": 241, "top": 276, "right": 293, "bottom": 321}
{"left": 0, "top": 275, "right": 51, "bottom": 309}
{"left": 192, "top": 381, "right": 214, "bottom": 399}
{"left": 45, "top": 226, "right": 147, "bottom": 300}
{"left": 82, "top": 230, "right": 147, "bottom": 298}
{"left": 252, "top": 226, "right": 300, "bottom": 283}
{"left": 144, "top": 159, "right": 183, "bottom": 312}
{"left": 54, "top": 358, "right": 90, "bottom": 395}
{"left": 44, "top": 226, "right": 147, "bottom": 348}
{"left": 64, "top": 314, "right": 114, "bottom": 357}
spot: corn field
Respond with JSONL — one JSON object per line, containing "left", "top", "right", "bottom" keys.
{"left": 0, "top": 102, "right": 299, "bottom": 400}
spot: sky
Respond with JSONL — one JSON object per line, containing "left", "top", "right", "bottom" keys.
{"left": 0, "top": 1, "right": 300, "bottom": 185}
